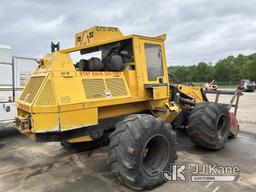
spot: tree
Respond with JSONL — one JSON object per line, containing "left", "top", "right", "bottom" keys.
{"left": 169, "top": 52, "right": 256, "bottom": 83}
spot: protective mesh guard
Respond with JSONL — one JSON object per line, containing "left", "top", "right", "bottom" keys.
{"left": 82, "top": 79, "right": 106, "bottom": 99}
{"left": 36, "top": 80, "right": 56, "bottom": 105}
{"left": 19, "top": 76, "right": 45, "bottom": 103}
{"left": 82, "top": 78, "right": 128, "bottom": 99}
{"left": 106, "top": 78, "right": 127, "bottom": 97}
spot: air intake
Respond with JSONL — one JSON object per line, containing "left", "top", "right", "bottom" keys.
{"left": 19, "top": 76, "right": 45, "bottom": 103}
{"left": 82, "top": 79, "right": 106, "bottom": 99}
{"left": 106, "top": 78, "right": 127, "bottom": 96}
{"left": 36, "top": 80, "right": 56, "bottom": 105}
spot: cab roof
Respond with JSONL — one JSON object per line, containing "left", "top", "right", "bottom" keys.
{"left": 61, "top": 26, "right": 166, "bottom": 53}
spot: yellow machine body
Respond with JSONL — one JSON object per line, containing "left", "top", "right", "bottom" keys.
{"left": 16, "top": 26, "right": 184, "bottom": 142}
{"left": 176, "top": 84, "right": 204, "bottom": 103}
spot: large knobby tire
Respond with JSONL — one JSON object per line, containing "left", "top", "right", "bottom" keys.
{"left": 172, "top": 109, "right": 190, "bottom": 129}
{"left": 108, "top": 114, "right": 176, "bottom": 190}
{"left": 188, "top": 102, "right": 230, "bottom": 150}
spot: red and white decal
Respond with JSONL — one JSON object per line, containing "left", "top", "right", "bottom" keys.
{"left": 80, "top": 71, "right": 121, "bottom": 76}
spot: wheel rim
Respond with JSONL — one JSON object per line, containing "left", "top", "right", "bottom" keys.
{"left": 217, "top": 115, "right": 228, "bottom": 140}
{"left": 141, "top": 134, "right": 170, "bottom": 176}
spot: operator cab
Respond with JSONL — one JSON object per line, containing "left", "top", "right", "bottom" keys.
{"left": 72, "top": 38, "right": 135, "bottom": 72}
{"left": 62, "top": 26, "right": 167, "bottom": 87}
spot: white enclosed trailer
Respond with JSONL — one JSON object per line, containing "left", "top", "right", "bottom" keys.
{"left": 0, "top": 46, "right": 37, "bottom": 123}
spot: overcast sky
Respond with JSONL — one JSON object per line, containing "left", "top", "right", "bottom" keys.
{"left": 1, "top": 0, "right": 256, "bottom": 66}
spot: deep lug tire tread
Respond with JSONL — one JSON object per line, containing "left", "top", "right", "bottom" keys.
{"left": 108, "top": 114, "right": 176, "bottom": 190}
{"left": 188, "top": 102, "right": 230, "bottom": 150}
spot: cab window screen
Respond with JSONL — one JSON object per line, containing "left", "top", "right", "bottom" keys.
{"left": 144, "top": 44, "right": 163, "bottom": 81}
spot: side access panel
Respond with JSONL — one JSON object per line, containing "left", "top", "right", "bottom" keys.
{"left": 60, "top": 108, "right": 98, "bottom": 131}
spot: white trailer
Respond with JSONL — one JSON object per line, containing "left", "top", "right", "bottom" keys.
{"left": 0, "top": 46, "right": 37, "bottom": 123}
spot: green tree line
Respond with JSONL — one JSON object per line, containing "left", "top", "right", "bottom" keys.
{"left": 169, "top": 53, "right": 256, "bottom": 83}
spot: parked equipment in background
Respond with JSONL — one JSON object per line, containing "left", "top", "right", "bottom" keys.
{"left": 0, "top": 46, "right": 37, "bottom": 124}
{"left": 204, "top": 80, "right": 218, "bottom": 90}
{"left": 15, "top": 26, "right": 242, "bottom": 190}
{"left": 238, "top": 79, "right": 255, "bottom": 92}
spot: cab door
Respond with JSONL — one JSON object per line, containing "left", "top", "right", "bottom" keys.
{"left": 139, "top": 40, "right": 169, "bottom": 100}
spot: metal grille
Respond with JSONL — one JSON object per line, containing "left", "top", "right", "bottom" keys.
{"left": 36, "top": 80, "right": 56, "bottom": 105}
{"left": 82, "top": 79, "right": 106, "bottom": 99}
{"left": 106, "top": 78, "right": 127, "bottom": 96}
{"left": 19, "top": 76, "right": 45, "bottom": 103}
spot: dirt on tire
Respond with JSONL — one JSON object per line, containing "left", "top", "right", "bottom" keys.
{"left": 188, "top": 102, "right": 230, "bottom": 150}
{"left": 108, "top": 114, "right": 176, "bottom": 190}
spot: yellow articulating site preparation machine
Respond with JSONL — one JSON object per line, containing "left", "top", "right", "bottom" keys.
{"left": 15, "top": 26, "right": 241, "bottom": 190}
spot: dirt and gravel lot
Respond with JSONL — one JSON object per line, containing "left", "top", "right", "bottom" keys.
{"left": 0, "top": 92, "right": 256, "bottom": 192}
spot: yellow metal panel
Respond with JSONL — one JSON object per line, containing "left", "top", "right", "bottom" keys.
{"left": 60, "top": 108, "right": 98, "bottom": 131}
{"left": 153, "top": 86, "right": 168, "bottom": 100}
{"left": 54, "top": 76, "right": 85, "bottom": 105}
{"left": 66, "top": 135, "right": 93, "bottom": 143}
{"left": 32, "top": 113, "right": 59, "bottom": 132}
{"left": 148, "top": 99, "right": 169, "bottom": 109}
{"left": 98, "top": 102, "right": 147, "bottom": 119}
{"left": 37, "top": 52, "right": 76, "bottom": 73}
{"left": 177, "top": 84, "right": 203, "bottom": 103}
{"left": 32, "top": 106, "right": 58, "bottom": 113}
{"left": 123, "top": 70, "right": 138, "bottom": 96}
{"left": 131, "top": 37, "right": 147, "bottom": 98}
{"left": 62, "top": 34, "right": 165, "bottom": 54}
{"left": 59, "top": 103, "right": 84, "bottom": 112}
{"left": 154, "top": 102, "right": 181, "bottom": 123}
{"left": 75, "top": 26, "right": 123, "bottom": 46}
{"left": 83, "top": 97, "right": 146, "bottom": 108}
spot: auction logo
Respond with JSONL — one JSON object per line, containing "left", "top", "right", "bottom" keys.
{"left": 163, "top": 163, "right": 240, "bottom": 182}
{"left": 163, "top": 163, "right": 188, "bottom": 182}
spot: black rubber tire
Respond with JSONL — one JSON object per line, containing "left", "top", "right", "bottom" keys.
{"left": 108, "top": 114, "right": 176, "bottom": 190}
{"left": 188, "top": 102, "right": 230, "bottom": 150}
{"left": 103, "top": 55, "right": 123, "bottom": 71}
{"left": 88, "top": 57, "right": 104, "bottom": 71}
{"left": 172, "top": 109, "right": 190, "bottom": 129}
